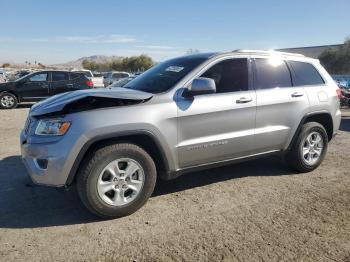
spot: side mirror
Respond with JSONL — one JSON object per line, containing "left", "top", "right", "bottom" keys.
{"left": 184, "top": 77, "right": 216, "bottom": 97}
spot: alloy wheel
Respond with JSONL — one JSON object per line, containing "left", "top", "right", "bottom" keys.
{"left": 0, "top": 95, "right": 15, "bottom": 108}
{"left": 302, "top": 131, "right": 324, "bottom": 166}
{"left": 97, "top": 158, "right": 145, "bottom": 206}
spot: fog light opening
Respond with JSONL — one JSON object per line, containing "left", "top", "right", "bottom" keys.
{"left": 36, "top": 159, "right": 48, "bottom": 170}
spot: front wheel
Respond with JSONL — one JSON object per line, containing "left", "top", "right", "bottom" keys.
{"left": 77, "top": 143, "right": 157, "bottom": 219}
{"left": 286, "top": 122, "right": 328, "bottom": 173}
{"left": 0, "top": 93, "right": 18, "bottom": 109}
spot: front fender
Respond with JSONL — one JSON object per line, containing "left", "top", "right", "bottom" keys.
{"left": 65, "top": 128, "right": 175, "bottom": 185}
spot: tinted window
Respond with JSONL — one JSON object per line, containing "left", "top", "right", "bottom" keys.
{"left": 29, "top": 73, "right": 48, "bottom": 82}
{"left": 52, "top": 72, "right": 69, "bottom": 81}
{"left": 69, "top": 72, "right": 80, "bottom": 80}
{"left": 123, "top": 56, "right": 207, "bottom": 94}
{"left": 289, "top": 61, "right": 324, "bottom": 86}
{"left": 73, "top": 71, "right": 92, "bottom": 77}
{"left": 255, "top": 58, "right": 292, "bottom": 89}
{"left": 112, "top": 73, "right": 129, "bottom": 79}
{"left": 201, "top": 58, "right": 248, "bottom": 93}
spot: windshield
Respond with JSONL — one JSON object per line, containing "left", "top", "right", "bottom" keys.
{"left": 123, "top": 56, "right": 207, "bottom": 93}
{"left": 15, "top": 72, "right": 34, "bottom": 82}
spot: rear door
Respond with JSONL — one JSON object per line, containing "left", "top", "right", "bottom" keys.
{"left": 177, "top": 58, "right": 257, "bottom": 168}
{"left": 49, "top": 71, "right": 73, "bottom": 96}
{"left": 253, "top": 57, "right": 310, "bottom": 152}
{"left": 18, "top": 72, "right": 49, "bottom": 101}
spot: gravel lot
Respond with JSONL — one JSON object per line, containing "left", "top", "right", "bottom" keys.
{"left": 0, "top": 106, "right": 349, "bottom": 262}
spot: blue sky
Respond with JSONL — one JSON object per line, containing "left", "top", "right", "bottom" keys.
{"left": 1, "top": 0, "right": 349, "bottom": 64}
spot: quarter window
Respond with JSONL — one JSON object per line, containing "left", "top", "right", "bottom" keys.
{"left": 69, "top": 72, "right": 80, "bottom": 80}
{"left": 29, "top": 73, "right": 48, "bottom": 82}
{"left": 52, "top": 72, "right": 69, "bottom": 81}
{"left": 200, "top": 58, "right": 248, "bottom": 93}
{"left": 254, "top": 58, "right": 292, "bottom": 89}
{"left": 289, "top": 61, "right": 324, "bottom": 86}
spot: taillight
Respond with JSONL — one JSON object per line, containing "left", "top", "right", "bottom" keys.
{"left": 336, "top": 88, "right": 343, "bottom": 100}
{"left": 86, "top": 80, "right": 94, "bottom": 88}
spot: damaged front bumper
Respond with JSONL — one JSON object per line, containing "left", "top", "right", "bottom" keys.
{"left": 20, "top": 126, "right": 88, "bottom": 187}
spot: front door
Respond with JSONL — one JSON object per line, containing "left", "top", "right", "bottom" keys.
{"left": 176, "top": 58, "right": 257, "bottom": 168}
{"left": 18, "top": 72, "right": 49, "bottom": 101}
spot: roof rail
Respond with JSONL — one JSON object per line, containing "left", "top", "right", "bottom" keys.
{"left": 232, "top": 49, "right": 305, "bottom": 57}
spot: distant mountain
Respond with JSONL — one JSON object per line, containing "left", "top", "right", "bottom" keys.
{"left": 52, "top": 55, "right": 123, "bottom": 69}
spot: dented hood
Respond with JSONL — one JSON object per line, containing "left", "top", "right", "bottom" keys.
{"left": 30, "top": 87, "right": 153, "bottom": 116}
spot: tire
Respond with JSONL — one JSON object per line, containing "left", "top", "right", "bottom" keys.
{"left": 0, "top": 92, "right": 18, "bottom": 109}
{"left": 286, "top": 122, "right": 328, "bottom": 173}
{"left": 77, "top": 143, "right": 157, "bottom": 219}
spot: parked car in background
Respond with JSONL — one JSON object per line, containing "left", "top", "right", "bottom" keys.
{"left": 103, "top": 71, "right": 131, "bottom": 87}
{"left": 0, "top": 71, "right": 93, "bottom": 109}
{"left": 109, "top": 76, "right": 136, "bottom": 88}
{"left": 340, "top": 86, "right": 350, "bottom": 107}
{"left": 72, "top": 69, "right": 104, "bottom": 88}
{"left": 0, "top": 71, "right": 7, "bottom": 83}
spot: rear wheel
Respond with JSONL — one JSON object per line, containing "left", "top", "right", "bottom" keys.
{"left": 286, "top": 122, "right": 328, "bottom": 172}
{"left": 77, "top": 143, "right": 157, "bottom": 219}
{"left": 0, "top": 93, "right": 18, "bottom": 109}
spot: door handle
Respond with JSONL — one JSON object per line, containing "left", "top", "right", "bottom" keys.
{"left": 291, "top": 92, "right": 304, "bottom": 97}
{"left": 236, "top": 97, "right": 252, "bottom": 103}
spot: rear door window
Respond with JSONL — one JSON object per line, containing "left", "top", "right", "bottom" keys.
{"left": 254, "top": 58, "right": 292, "bottom": 89}
{"left": 288, "top": 61, "right": 325, "bottom": 86}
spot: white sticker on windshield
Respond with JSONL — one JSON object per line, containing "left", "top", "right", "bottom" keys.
{"left": 165, "top": 66, "right": 184, "bottom": 73}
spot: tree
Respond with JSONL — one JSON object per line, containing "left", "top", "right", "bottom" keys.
{"left": 2, "top": 63, "right": 10, "bottom": 68}
{"left": 319, "top": 38, "right": 350, "bottom": 74}
{"left": 82, "top": 59, "right": 98, "bottom": 71}
{"left": 82, "top": 55, "right": 155, "bottom": 72}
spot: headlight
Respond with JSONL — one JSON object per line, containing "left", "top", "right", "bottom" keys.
{"left": 35, "top": 119, "right": 71, "bottom": 136}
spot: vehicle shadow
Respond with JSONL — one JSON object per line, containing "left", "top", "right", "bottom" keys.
{"left": 153, "top": 156, "right": 291, "bottom": 197}
{"left": 0, "top": 154, "right": 293, "bottom": 229}
{"left": 0, "top": 156, "right": 99, "bottom": 228}
{"left": 339, "top": 117, "right": 350, "bottom": 132}
{"left": 16, "top": 103, "right": 33, "bottom": 109}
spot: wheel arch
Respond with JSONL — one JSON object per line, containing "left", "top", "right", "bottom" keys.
{"left": 0, "top": 91, "right": 19, "bottom": 102}
{"left": 65, "top": 130, "right": 171, "bottom": 186}
{"left": 288, "top": 111, "right": 334, "bottom": 150}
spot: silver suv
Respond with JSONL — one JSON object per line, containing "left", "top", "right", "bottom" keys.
{"left": 20, "top": 50, "right": 342, "bottom": 218}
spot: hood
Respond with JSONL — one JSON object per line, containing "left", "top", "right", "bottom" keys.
{"left": 0, "top": 82, "right": 15, "bottom": 90}
{"left": 30, "top": 87, "right": 153, "bottom": 117}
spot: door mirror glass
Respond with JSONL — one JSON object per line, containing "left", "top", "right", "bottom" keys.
{"left": 184, "top": 77, "right": 216, "bottom": 97}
